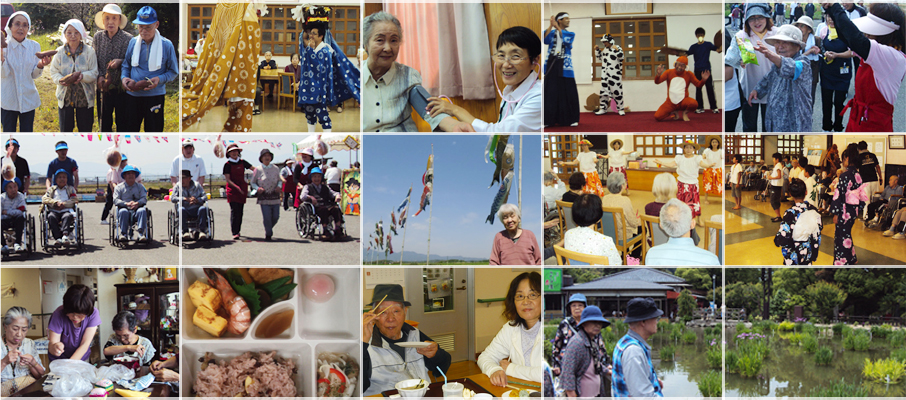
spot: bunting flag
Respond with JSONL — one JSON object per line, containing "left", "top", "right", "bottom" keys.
{"left": 413, "top": 154, "right": 434, "bottom": 217}
{"left": 162, "top": 137, "right": 168, "bottom": 143}
{"left": 97, "top": 134, "right": 102, "bottom": 141}
{"left": 87, "top": 134, "right": 92, "bottom": 141}
{"left": 125, "top": 135, "right": 132, "bottom": 144}
{"left": 107, "top": 134, "right": 113, "bottom": 142}
{"left": 387, "top": 234, "right": 393, "bottom": 255}
{"left": 136, "top": 135, "right": 142, "bottom": 143}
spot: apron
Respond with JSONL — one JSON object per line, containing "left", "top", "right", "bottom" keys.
{"left": 225, "top": 161, "right": 248, "bottom": 203}
{"left": 843, "top": 62, "right": 894, "bottom": 132}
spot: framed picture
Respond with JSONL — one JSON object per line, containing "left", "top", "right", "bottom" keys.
{"left": 605, "top": 2, "right": 653, "bottom": 15}
{"left": 889, "top": 135, "right": 905, "bottom": 150}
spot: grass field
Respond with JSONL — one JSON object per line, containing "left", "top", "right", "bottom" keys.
{"left": 27, "top": 31, "right": 179, "bottom": 133}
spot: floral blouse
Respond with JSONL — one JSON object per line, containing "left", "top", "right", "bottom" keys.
{"left": 551, "top": 316, "right": 609, "bottom": 370}
{"left": 563, "top": 226, "right": 622, "bottom": 265}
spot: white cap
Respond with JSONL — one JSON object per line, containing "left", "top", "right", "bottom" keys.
{"left": 853, "top": 12, "right": 901, "bottom": 36}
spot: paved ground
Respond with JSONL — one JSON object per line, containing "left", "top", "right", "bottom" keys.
{"left": 4, "top": 199, "right": 360, "bottom": 266}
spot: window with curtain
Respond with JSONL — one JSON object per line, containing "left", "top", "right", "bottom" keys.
{"left": 726, "top": 135, "right": 765, "bottom": 163}
{"left": 591, "top": 18, "right": 667, "bottom": 80}
{"left": 547, "top": 135, "right": 581, "bottom": 181}
{"left": 632, "top": 135, "right": 701, "bottom": 157}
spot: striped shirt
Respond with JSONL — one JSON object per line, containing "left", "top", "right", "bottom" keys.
{"left": 1, "top": 38, "right": 43, "bottom": 113}
{"left": 363, "top": 62, "right": 450, "bottom": 132}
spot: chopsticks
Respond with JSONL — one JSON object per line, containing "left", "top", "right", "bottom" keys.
{"left": 507, "top": 380, "right": 541, "bottom": 389}
{"left": 372, "top": 294, "right": 389, "bottom": 317}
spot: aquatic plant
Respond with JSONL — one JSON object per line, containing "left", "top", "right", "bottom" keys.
{"left": 888, "top": 329, "right": 905, "bottom": 347}
{"left": 814, "top": 346, "right": 833, "bottom": 365}
{"left": 682, "top": 330, "right": 697, "bottom": 344}
{"left": 778, "top": 321, "right": 795, "bottom": 331}
{"left": 670, "top": 324, "right": 684, "bottom": 340}
{"left": 802, "top": 334, "right": 819, "bottom": 353}
{"left": 871, "top": 324, "right": 893, "bottom": 339}
{"left": 808, "top": 379, "right": 870, "bottom": 397}
{"left": 891, "top": 348, "right": 906, "bottom": 364}
{"left": 706, "top": 345, "right": 722, "bottom": 369}
{"left": 736, "top": 332, "right": 769, "bottom": 359}
{"left": 863, "top": 358, "right": 906, "bottom": 384}
{"left": 853, "top": 332, "right": 872, "bottom": 351}
{"left": 659, "top": 345, "right": 675, "bottom": 362}
{"left": 737, "top": 352, "right": 763, "bottom": 378}
{"left": 736, "top": 322, "right": 747, "bottom": 332}
{"left": 788, "top": 332, "right": 805, "bottom": 345}
{"left": 726, "top": 350, "right": 739, "bottom": 374}
{"left": 831, "top": 322, "right": 845, "bottom": 335}
{"left": 697, "top": 370, "right": 721, "bottom": 397}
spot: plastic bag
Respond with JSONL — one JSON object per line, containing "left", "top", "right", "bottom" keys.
{"left": 736, "top": 37, "right": 759, "bottom": 65}
{"left": 213, "top": 134, "right": 225, "bottom": 158}
{"left": 97, "top": 364, "right": 136, "bottom": 383}
{"left": 49, "top": 359, "right": 95, "bottom": 397}
{"left": 315, "top": 135, "right": 329, "bottom": 156}
{"left": 104, "top": 135, "right": 122, "bottom": 168}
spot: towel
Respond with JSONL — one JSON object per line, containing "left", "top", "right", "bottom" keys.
{"left": 793, "top": 209, "right": 822, "bottom": 241}
{"left": 131, "top": 29, "right": 162, "bottom": 72}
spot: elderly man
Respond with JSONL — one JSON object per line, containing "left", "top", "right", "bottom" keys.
{"left": 1, "top": 138, "right": 30, "bottom": 194}
{"left": 120, "top": 6, "right": 178, "bottom": 132}
{"left": 653, "top": 56, "right": 709, "bottom": 122}
{"left": 170, "top": 139, "right": 206, "bottom": 187}
{"left": 362, "top": 284, "right": 451, "bottom": 396}
{"left": 645, "top": 198, "right": 720, "bottom": 266}
{"left": 866, "top": 175, "right": 903, "bottom": 225}
{"left": 113, "top": 165, "right": 148, "bottom": 242}
{"left": 93, "top": 4, "right": 133, "bottom": 132}
{"left": 612, "top": 298, "right": 664, "bottom": 397}
{"left": 172, "top": 169, "right": 210, "bottom": 241}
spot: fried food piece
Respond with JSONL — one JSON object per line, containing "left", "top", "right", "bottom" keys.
{"left": 248, "top": 268, "right": 293, "bottom": 284}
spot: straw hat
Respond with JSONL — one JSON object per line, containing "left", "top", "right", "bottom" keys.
{"left": 94, "top": 4, "right": 128, "bottom": 31}
{"left": 610, "top": 139, "right": 624, "bottom": 150}
{"left": 680, "top": 140, "right": 701, "bottom": 151}
{"left": 705, "top": 135, "right": 721, "bottom": 149}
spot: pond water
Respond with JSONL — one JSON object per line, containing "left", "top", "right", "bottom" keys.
{"left": 646, "top": 326, "right": 716, "bottom": 397}
{"left": 725, "top": 328, "right": 905, "bottom": 397}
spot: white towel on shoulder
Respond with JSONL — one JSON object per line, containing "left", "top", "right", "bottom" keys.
{"left": 793, "top": 209, "right": 821, "bottom": 241}
{"left": 130, "top": 29, "right": 162, "bottom": 72}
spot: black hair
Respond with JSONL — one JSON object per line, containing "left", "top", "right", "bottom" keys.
{"left": 62, "top": 284, "right": 95, "bottom": 316}
{"left": 772, "top": 152, "right": 782, "bottom": 162}
{"left": 789, "top": 178, "right": 806, "bottom": 199}
{"left": 782, "top": 155, "right": 790, "bottom": 162}
{"left": 345, "top": 177, "right": 360, "bottom": 188}
{"left": 555, "top": 12, "right": 568, "bottom": 21}
{"left": 857, "top": 140, "right": 868, "bottom": 150}
{"left": 572, "top": 193, "right": 603, "bottom": 227}
{"left": 804, "top": 164, "right": 816, "bottom": 177}
{"left": 568, "top": 172, "right": 586, "bottom": 190}
{"left": 695, "top": 27, "right": 706, "bottom": 36}
{"left": 289, "top": 52, "right": 299, "bottom": 60}
{"left": 869, "top": 3, "right": 906, "bottom": 52}
{"left": 734, "top": 154, "right": 742, "bottom": 163}
{"left": 842, "top": 143, "right": 860, "bottom": 168}
{"left": 798, "top": 156, "right": 808, "bottom": 167}
{"left": 496, "top": 26, "right": 542, "bottom": 63}
{"left": 309, "top": 22, "right": 327, "bottom": 38}
{"left": 112, "top": 311, "right": 137, "bottom": 332}
{"left": 503, "top": 271, "right": 541, "bottom": 329}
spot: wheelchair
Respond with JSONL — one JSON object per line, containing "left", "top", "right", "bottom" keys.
{"left": 108, "top": 207, "right": 153, "bottom": 247}
{"left": 869, "top": 196, "right": 906, "bottom": 231}
{"left": 296, "top": 201, "right": 345, "bottom": 240}
{"left": 39, "top": 205, "right": 84, "bottom": 252}
{"left": 1, "top": 212, "right": 35, "bottom": 259}
{"left": 168, "top": 204, "right": 214, "bottom": 245}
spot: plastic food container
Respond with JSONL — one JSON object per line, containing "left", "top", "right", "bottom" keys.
{"left": 181, "top": 267, "right": 361, "bottom": 397}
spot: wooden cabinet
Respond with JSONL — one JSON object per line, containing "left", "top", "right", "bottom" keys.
{"left": 114, "top": 282, "right": 179, "bottom": 358}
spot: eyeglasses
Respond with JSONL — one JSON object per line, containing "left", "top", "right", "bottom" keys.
{"left": 514, "top": 292, "right": 540, "bottom": 302}
{"left": 493, "top": 54, "right": 529, "bottom": 65}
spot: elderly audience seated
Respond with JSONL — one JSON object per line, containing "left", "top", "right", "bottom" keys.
{"left": 645, "top": 198, "right": 720, "bottom": 265}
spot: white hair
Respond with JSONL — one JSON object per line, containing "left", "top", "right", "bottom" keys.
{"left": 497, "top": 203, "right": 521, "bottom": 223}
{"left": 659, "top": 198, "right": 692, "bottom": 238}
{"left": 606, "top": 172, "right": 625, "bottom": 194}
{"left": 364, "top": 11, "right": 402, "bottom": 47}
{"left": 3, "top": 307, "right": 33, "bottom": 329}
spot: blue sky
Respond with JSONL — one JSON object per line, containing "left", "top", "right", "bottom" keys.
{"left": 363, "top": 135, "right": 542, "bottom": 260}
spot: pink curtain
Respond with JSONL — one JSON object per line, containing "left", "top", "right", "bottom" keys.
{"left": 386, "top": 2, "right": 495, "bottom": 100}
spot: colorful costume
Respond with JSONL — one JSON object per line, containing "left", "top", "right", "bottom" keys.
{"left": 577, "top": 151, "right": 605, "bottom": 197}
{"left": 595, "top": 34, "right": 624, "bottom": 115}
{"left": 829, "top": 168, "right": 867, "bottom": 265}
{"left": 543, "top": 26, "right": 579, "bottom": 126}
{"left": 653, "top": 56, "right": 705, "bottom": 121}
{"left": 181, "top": 2, "right": 261, "bottom": 132}
{"left": 675, "top": 154, "right": 703, "bottom": 218}
{"left": 775, "top": 201, "right": 822, "bottom": 265}
{"left": 702, "top": 147, "right": 723, "bottom": 196}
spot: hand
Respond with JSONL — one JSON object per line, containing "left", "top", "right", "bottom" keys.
{"left": 549, "top": 15, "right": 559, "bottom": 30}
{"left": 415, "top": 341, "right": 439, "bottom": 358}
{"left": 658, "top": 378, "right": 665, "bottom": 389}
{"left": 97, "top": 76, "right": 108, "bottom": 92}
{"left": 808, "top": 46, "right": 820, "bottom": 56}
{"left": 152, "top": 367, "right": 179, "bottom": 382}
{"left": 5, "top": 348, "right": 19, "bottom": 365}
{"left": 310, "top": 197, "right": 318, "bottom": 205}
{"left": 451, "top": 121, "right": 475, "bottom": 132}
{"left": 833, "top": 215, "right": 838, "bottom": 224}
{"left": 605, "top": 365, "right": 613, "bottom": 376}
{"left": 131, "top": 344, "right": 145, "bottom": 357}
{"left": 820, "top": 1, "right": 836, "bottom": 9}
{"left": 72, "top": 71, "right": 83, "bottom": 84}
{"left": 50, "top": 342, "right": 65, "bottom": 357}
{"left": 188, "top": 197, "right": 198, "bottom": 205}
{"left": 551, "top": 367, "right": 560, "bottom": 376}
{"left": 825, "top": 51, "right": 838, "bottom": 60}
{"left": 19, "top": 353, "right": 35, "bottom": 367}
{"left": 701, "top": 70, "right": 711, "bottom": 80}
{"left": 37, "top": 55, "right": 51, "bottom": 69}
{"left": 362, "top": 311, "right": 377, "bottom": 343}
{"left": 122, "top": 77, "right": 135, "bottom": 91}
{"left": 145, "top": 76, "right": 160, "bottom": 91}
{"left": 489, "top": 370, "right": 507, "bottom": 387}
{"left": 499, "top": 358, "right": 511, "bottom": 372}
{"left": 426, "top": 97, "right": 456, "bottom": 118}
{"left": 108, "top": 58, "right": 123, "bottom": 70}
{"left": 335, "top": 195, "right": 342, "bottom": 203}
{"left": 150, "top": 360, "right": 163, "bottom": 372}
{"left": 594, "top": 45, "right": 600, "bottom": 52}
{"left": 655, "top": 64, "right": 665, "bottom": 76}
{"left": 747, "top": 90, "right": 758, "bottom": 106}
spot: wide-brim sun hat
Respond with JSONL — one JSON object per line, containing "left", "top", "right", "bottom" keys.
{"left": 853, "top": 12, "right": 902, "bottom": 36}
{"left": 610, "top": 139, "right": 623, "bottom": 150}
{"left": 259, "top": 148, "right": 274, "bottom": 163}
{"left": 579, "top": 139, "right": 592, "bottom": 147}
{"left": 120, "top": 165, "right": 141, "bottom": 178}
{"left": 794, "top": 16, "right": 815, "bottom": 34}
{"left": 744, "top": 3, "right": 772, "bottom": 22}
{"left": 765, "top": 24, "right": 805, "bottom": 49}
{"left": 567, "top": 293, "right": 588, "bottom": 308}
{"left": 705, "top": 135, "right": 721, "bottom": 148}
{"left": 225, "top": 143, "right": 243, "bottom": 154}
{"left": 298, "top": 148, "right": 314, "bottom": 157}
{"left": 680, "top": 140, "right": 701, "bottom": 151}
{"left": 95, "top": 4, "right": 128, "bottom": 31}
{"left": 624, "top": 297, "right": 664, "bottom": 323}
{"left": 578, "top": 306, "right": 611, "bottom": 329}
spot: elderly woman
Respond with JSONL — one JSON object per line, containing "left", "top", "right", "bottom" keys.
{"left": 47, "top": 19, "right": 98, "bottom": 132}
{"left": 103, "top": 311, "right": 156, "bottom": 366}
{"left": 562, "top": 172, "right": 584, "bottom": 203}
{"left": 543, "top": 171, "right": 565, "bottom": 211}
{"left": 362, "top": 284, "right": 451, "bottom": 396}
{"left": 478, "top": 271, "right": 543, "bottom": 386}
{"left": 490, "top": 203, "right": 541, "bottom": 265}
{"left": 551, "top": 293, "right": 608, "bottom": 380}
{"left": 48, "top": 284, "right": 101, "bottom": 362}
{"left": 2, "top": 11, "right": 51, "bottom": 132}
{"left": 1, "top": 307, "right": 45, "bottom": 395}
{"left": 563, "top": 193, "right": 622, "bottom": 265}
{"left": 601, "top": 173, "right": 641, "bottom": 253}
{"left": 645, "top": 172, "right": 701, "bottom": 244}
{"left": 93, "top": 4, "right": 132, "bottom": 132}
{"left": 561, "top": 306, "right": 612, "bottom": 398}
{"left": 362, "top": 11, "right": 467, "bottom": 132}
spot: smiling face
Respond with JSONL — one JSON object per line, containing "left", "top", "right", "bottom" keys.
{"left": 182, "top": 145, "right": 195, "bottom": 158}
{"left": 514, "top": 279, "right": 541, "bottom": 324}
{"left": 775, "top": 40, "right": 799, "bottom": 58}
{"left": 104, "top": 13, "right": 121, "bottom": 34}
{"left": 55, "top": 173, "right": 67, "bottom": 187}
{"left": 367, "top": 21, "right": 401, "bottom": 73}
{"left": 227, "top": 149, "right": 240, "bottom": 159}
{"left": 300, "top": 153, "right": 313, "bottom": 163}
{"left": 496, "top": 42, "right": 535, "bottom": 87}
{"left": 569, "top": 302, "right": 585, "bottom": 321}
{"left": 114, "top": 326, "right": 136, "bottom": 345}
{"left": 64, "top": 25, "right": 82, "bottom": 47}
{"left": 311, "top": 173, "right": 323, "bottom": 185}
{"left": 8, "top": 15, "right": 29, "bottom": 42}
{"left": 56, "top": 148, "right": 68, "bottom": 160}
{"left": 4, "top": 317, "right": 28, "bottom": 346}
{"left": 502, "top": 211, "right": 520, "bottom": 233}
{"left": 5, "top": 180, "right": 18, "bottom": 197}
{"left": 747, "top": 15, "right": 767, "bottom": 33}
{"left": 827, "top": 15, "right": 836, "bottom": 28}
{"left": 374, "top": 301, "right": 406, "bottom": 339}
{"left": 710, "top": 138, "right": 719, "bottom": 150}
{"left": 137, "top": 22, "right": 158, "bottom": 43}
{"left": 683, "top": 144, "right": 695, "bottom": 156}
{"left": 675, "top": 60, "right": 687, "bottom": 74}
{"left": 261, "top": 153, "right": 273, "bottom": 166}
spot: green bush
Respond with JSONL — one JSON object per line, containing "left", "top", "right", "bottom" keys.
{"left": 854, "top": 332, "right": 872, "bottom": 351}
{"left": 670, "top": 324, "right": 684, "bottom": 340}
{"left": 871, "top": 324, "right": 893, "bottom": 339}
{"left": 697, "top": 370, "right": 722, "bottom": 397}
{"left": 889, "top": 330, "right": 906, "bottom": 348}
{"left": 802, "top": 334, "right": 819, "bottom": 353}
{"left": 611, "top": 319, "right": 628, "bottom": 334}
{"left": 726, "top": 350, "right": 739, "bottom": 374}
{"left": 735, "top": 322, "right": 747, "bottom": 331}
{"left": 544, "top": 325, "right": 557, "bottom": 340}
{"left": 891, "top": 348, "right": 906, "bottom": 364}
{"left": 547, "top": 317, "right": 563, "bottom": 327}
{"left": 657, "top": 320, "right": 671, "bottom": 332}
{"left": 831, "top": 323, "right": 845, "bottom": 335}
{"left": 814, "top": 346, "right": 833, "bottom": 365}
{"left": 779, "top": 321, "right": 795, "bottom": 331}
{"left": 863, "top": 358, "right": 906, "bottom": 383}
{"left": 788, "top": 332, "right": 805, "bottom": 345}
{"left": 544, "top": 337, "right": 553, "bottom": 362}
{"left": 808, "top": 379, "right": 869, "bottom": 397}
{"left": 737, "top": 352, "right": 763, "bottom": 378}
{"left": 660, "top": 345, "right": 675, "bottom": 362}
{"left": 799, "top": 323, "right": 817, "bottom": 335}
{"left": 683, "top": 330, "right": 697, "bottom": 344}
{"left": 706, "top": 345, "right": 722, "bottom": 369}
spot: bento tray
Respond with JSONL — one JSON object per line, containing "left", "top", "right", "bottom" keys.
{"left": 381, "top": 378, "right": 491, "bottom": 397}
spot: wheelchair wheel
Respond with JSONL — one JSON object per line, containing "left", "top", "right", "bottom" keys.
{"left": 168, "top": 209, "right": 177, "bottom": 245}
{"left": 108, "top": 214, "right": 116, "bottom": 245}
{"left": 207, "top": 207, "right": 215, "bottom": 241}
{"left": 39, "top": 211, "right": 49, "bottom": 252}
{"left": 76, "top": 208, "right": 84, "bottom": 249}
{"left": 26, "top": 215, "right": 35, "bottom": 255}
{"left": 145, "top": 209, "right": 154, "bottom": 247}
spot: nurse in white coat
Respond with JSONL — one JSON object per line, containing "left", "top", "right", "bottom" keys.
{"left": 477, "top": 271, "right": 544, "bottom": 386}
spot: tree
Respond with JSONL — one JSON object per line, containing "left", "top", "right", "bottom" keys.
{"left": 676, "top": 268, "right": 713, "bottom": 291}
{"left": 726, "top": 268, "right": 760, "bottom": 284}
{"left": 770, "top": 288, "right": 791, "bottom": 319}
{"left": 726, "top": 281, "right": 762, "bottom": 315}
{"left": 773, "top": 268, "right": 818, "bottom": 295}
{"left": 805, "top": 281, "right": 846, "bottom": 321}
{"left": 678, "top": 289, "right": 696, "bottom": 320}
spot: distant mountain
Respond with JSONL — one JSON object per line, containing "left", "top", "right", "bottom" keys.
{"left": 363, "top": 249, "right": 486, "bottom": 263}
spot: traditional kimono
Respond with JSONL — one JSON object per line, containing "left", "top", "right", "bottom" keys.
{"left": 653, "top": 60, "right": 706, "bottom": 121}
{"left": 753, "top": 52, "right": 812, "bottom": 132}
{"left": 775, "top": 201, "right": 822, "bottom": 265}
{"left": 543, "top": 28, "right": 579, "bottom": 126}
{"left": 830, "top": 169, "right": 867, "bottom": 265}
{"left": 297, "top": 30, "right": 360, "bottom": 131}
{"left": 181, "top": 2, "right": 261, "bottom": 132}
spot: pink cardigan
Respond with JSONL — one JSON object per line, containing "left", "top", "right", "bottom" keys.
{"left": 490, "top": 229, "right": 541, "bottom": 265}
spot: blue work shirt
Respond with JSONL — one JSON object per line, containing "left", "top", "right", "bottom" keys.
{"left": 47, "top": 157, "right": 78, "bottom": 187}
{"left": 121, "top": 35, "right": 179, "bottom": 97}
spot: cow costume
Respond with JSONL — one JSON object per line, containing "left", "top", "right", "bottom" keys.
{"left": 595, "top": 34, "right": 625, "bottom": 115}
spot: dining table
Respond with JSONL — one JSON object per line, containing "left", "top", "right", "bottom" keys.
{"left": 258, "top": 69, "right": 280, "bottom": 111}
{"left": 8, "top": 365, "right": 171, "bottom": 397}
{"left": 368, "top": 372, "right": 541, "bottom": 397}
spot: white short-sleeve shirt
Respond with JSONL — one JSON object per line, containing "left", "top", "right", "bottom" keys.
{"left": 171, "top": 154, "right": 207, "bottom": 183}
{"left": 675, "top": 155, "right": 702, "bottom": 185}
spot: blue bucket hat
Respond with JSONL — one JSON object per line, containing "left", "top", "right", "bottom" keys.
{"left": 5, "top": 139, "right": 19, "bottom": 149}
{"left": 2, "top": 177, "right": 22, "bottom": 192}
{"left": 624, "top": 297, "right": 664, "bottom": 324}
{"left": 121, "top": 154, "right": 128, "bottom": 161}
{"left": 578, "top": 306, "right": 611, "bottom": 329}
{"left": 310, "top": 167, "right": 323, "bottom": 176}
{"left": 567, "top": 293, "right": 588, "bottom": 307}
{"left": 55, "top": 142, "right": 69, "bottom": 151}
{"left": 53, "top": 169, "right": 69, "bottom": 181}
{"left": 133, "top": 6, "right": 158, "bottom": 25}
{"left": 120, "top": 165, "right": 141, "bottom": 178}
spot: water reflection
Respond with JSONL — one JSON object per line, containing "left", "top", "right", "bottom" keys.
{"left": 647, "top": 326, "right": 712, "bottom": 397}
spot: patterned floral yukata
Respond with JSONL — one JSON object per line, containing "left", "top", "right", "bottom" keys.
{"left": 774, "top": 201, "right": 822, "bottom": 265}
{"left": 830, "top": 169, "right": 867, "bottom": 265}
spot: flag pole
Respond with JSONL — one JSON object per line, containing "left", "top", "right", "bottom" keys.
{"left": 519, "top": 135, "right": 523, "bottom": 212}
{"left": 426, "top": 144, "right": 434, "bottom": 266}
{"left": 399, "top": 185, "right": 412, "bottom": 266}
